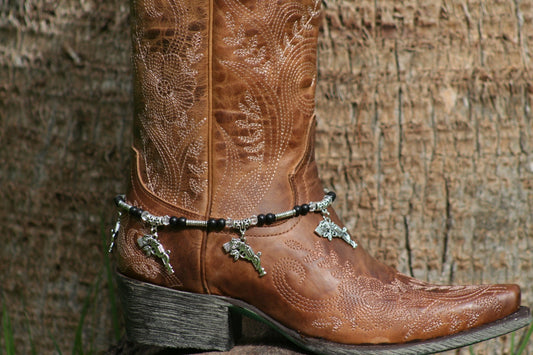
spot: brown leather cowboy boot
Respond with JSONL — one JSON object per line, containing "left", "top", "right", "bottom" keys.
{"left": 110, "top": 0, "right": 530, "bottom": 353}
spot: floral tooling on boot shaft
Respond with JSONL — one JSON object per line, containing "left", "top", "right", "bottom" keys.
{"left": 131, "top": 0, "right": 321, "bottom": 216}
{"left": 132, "top": 0, "right": 208, "bottom": 212}
{"left": 212, "top": 0, "right": 321, "bottom": 217}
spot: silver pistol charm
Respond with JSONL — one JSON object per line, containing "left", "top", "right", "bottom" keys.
{"left": 223, "top": 237, "right": 266, "bottom": 277}
{"left": 137, "top": 233, "right": 175, "bottom": 274}
{"left": 315, "top": 217, "right": 357, "bottom": 248}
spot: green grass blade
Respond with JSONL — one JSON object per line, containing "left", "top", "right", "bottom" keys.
{"left": 72, "top": 274, "right": 102, "bottom": 355}
{"left": 101, "top": 215, "right": 121, "bottom": 340}
{"left": 2, "top": 297, "right": 15, "bottom": 355}
{"left": 510, "top": 331, "right": 516, "bottom": 355}
{"left": 48, "top": 330, "right": 63, "bottom": 355}
{"left": 468, "top": 344, "right": 475, "bottom": 355}
{"left": 514, "top": 323, "right": 533, "bottom": 355}
{"left": 23, "top": 310, "right": 36, "bottom": 355}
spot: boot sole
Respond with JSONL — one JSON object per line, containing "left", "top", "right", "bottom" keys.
{"left": 116, "top": 271, "right": 531, "bottom": 354}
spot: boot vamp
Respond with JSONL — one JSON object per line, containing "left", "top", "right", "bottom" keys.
{"left": 205, "top": 212, "right": 520, "bottom": 344}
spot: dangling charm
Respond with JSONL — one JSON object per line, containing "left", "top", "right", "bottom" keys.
{"left": 109, "top": 211, "right": 122, "bottom": 253}
{"left": 223, "top": 221, "right": 266, "bottom": 277}
{"left": 315, "top": 209, "right": 357, "bottom": 249}
{"left": 111, "top": 192, "right": 353, "bottom": 275}
{"left": 137, "top": 226, "right": 175, "bottom": 274}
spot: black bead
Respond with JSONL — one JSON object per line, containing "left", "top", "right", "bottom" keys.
{"left": 257, "top": 214, "right": 266, "bottom": 227}
{"left": 169, "top": 216, "right": 179, "bottom": 226}
{"left": 207, "top": 218, "right": 217, "bottom": 231}
{"left": 301, "top": 204, "right": 309, "bottom": 215}
{"left": 216, "top": 218, "right": 226, "bottom": 230}
{"left": 327, "top": 191, "right": 337, "bottom": 201}
{"left": 265, "top": 213, "right": 276, "bottom": 225}
{"left": 130, "top": 206, "right": 142, "bottom": 218}
{"left": 293, "top": 205, "right": 301, "bottom": 216}
{"left": 177, "top": 217, "right": 187, "bottom": 227}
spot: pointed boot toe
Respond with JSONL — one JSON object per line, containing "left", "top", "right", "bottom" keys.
{"left": 473, "top": 283, "right": 522, "bottom": 325}
{"left": 501, "top": 283, "right": 522, "bottom": 312}
{"left": 375, "top": 278, "right": 524, "bottom": 343}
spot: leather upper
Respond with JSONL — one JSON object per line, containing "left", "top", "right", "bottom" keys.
{"left": 117, "top": 0, "right": 521, "bottom": 345}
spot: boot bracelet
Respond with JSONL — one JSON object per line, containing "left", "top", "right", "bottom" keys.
{"left": 109, "top": 191, "right": 357, "bottom": 277}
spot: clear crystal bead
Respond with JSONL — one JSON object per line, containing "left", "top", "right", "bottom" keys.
{"left": 141, "top": 211, "right": 150, "bottom": 222}
{"left": 250, "top": 215, "right": 258, "bottom": 225}
{"left": 162, "top": 215, "right": 170, "bottom": 226}
{"left": 226, "top": 218, "right": 234, "bottom": 228}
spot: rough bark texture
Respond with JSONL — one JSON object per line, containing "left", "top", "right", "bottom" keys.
{"left": 0, "top": 0, "right": 131, "bottom": 352}
{"left": 0, "top": 0, "right": 531, "bottom": 354}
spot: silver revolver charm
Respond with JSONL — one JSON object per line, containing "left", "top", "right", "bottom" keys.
{"left": 315, "top": 217, "right": 357, "bottom": 249}
{"left": 223, "top": 238, "right": 266, "bottom": 277}
{"left": 137, "top": 233, "right": 175, "bottom": 274}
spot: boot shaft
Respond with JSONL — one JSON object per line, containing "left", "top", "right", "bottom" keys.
{"left": 130, "top": 0, "right": 322, "bottom": 219}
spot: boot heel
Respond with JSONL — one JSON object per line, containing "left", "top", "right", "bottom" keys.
{"left": 116, "top": 271, "right": 240, "bottom": 351}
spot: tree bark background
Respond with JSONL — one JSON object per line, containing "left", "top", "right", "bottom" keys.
{"left": 1, "top": 0, "right": 532, "bottom": 354}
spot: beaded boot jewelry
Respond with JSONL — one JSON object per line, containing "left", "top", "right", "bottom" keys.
{"left": 110, "top": 0, "right": 530, "bottom": 353}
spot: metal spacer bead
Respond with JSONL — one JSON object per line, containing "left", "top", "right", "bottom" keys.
{"left": 117, "top": 198, "right": 130, "bottom": 213}
{"left": 141, "top": 211, "right": 170, "bottom": 227}
{"left": 186, "top": 220, "right": 208, "bottom": 228}
{"left": 232, "top": 218, "right": 253, "bottom": 231}
{"left": 315, "top": 195, "right": 333, "bottom": 212}
{"left": 275, "top": 210, "right": 296, "bottom": 221}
